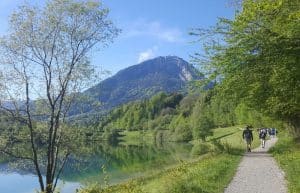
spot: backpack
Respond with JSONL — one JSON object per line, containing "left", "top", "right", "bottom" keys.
{"left": 259, "top": 130, "right": 266, "bottom": 138}
{"left": 244, "top": 129, "right": 252, "bottom": 139}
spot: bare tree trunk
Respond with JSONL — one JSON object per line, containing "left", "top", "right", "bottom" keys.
{"left": 24, "top": 69, "right": 45, "bottom": 192}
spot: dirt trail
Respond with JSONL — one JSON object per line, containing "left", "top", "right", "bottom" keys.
{"left": 224, "top": 137, "right": 287, "bottom": 193}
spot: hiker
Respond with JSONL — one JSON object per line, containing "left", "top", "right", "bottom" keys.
{"left": 259, "top": 128, "right": 267, "bottom": 148}
{"left": 242, "top": 125, "right": 253, "bottom": 152}
{"left": 268, "top": 128, "right": 272, "bottom": 136}
{"left": 270, "top": 128, "right": 277, "bottom": 138}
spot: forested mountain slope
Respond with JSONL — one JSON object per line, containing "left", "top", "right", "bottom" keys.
{"left": 68, "top": 56, "right": 202, "bottom": 116}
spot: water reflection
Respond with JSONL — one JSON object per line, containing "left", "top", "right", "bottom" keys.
{"left": 0, "top": 141, "right": 194, "bottom": 192}
{"left": 0, "top": 173, "right": 80, "bottom": 193}
{"left": 62, "top": 141, "right": 194, "bottom": 184}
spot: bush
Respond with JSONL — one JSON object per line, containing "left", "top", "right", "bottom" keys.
{"left": 191, "top": 142, "right": 211, "bottom": 156}
{"left": 174, "top": 125, "right": 193, "bottom": 142}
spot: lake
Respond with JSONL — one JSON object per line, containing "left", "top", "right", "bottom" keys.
{"left": 0, "top": 141, "right": 195, "bottom": 193}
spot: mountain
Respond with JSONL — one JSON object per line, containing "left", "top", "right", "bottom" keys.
{"left": 69, "top": 56, "right": 202, "bottom": 116}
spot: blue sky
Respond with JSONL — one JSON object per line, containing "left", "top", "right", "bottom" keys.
{"left": 0, "top": 0, "right": 236, "bottom": 76}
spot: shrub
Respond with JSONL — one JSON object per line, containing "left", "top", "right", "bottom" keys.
{"left": 191, "top": 142, "right": 211, "bottom": 155}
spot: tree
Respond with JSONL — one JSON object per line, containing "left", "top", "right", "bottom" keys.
{"left": 192, "top": 0, "right": 300, "bottom": 132}
{"left": 173, "top": 115, "right": 193, "bottom": 142}
{"left": 190, "top": 93, "right": 214, "bottom": 141}
{"left": 0, "top": 0, "right": 119, "bottom": 192}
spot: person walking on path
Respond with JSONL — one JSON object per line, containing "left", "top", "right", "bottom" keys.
{"left": 259, "top": 128, "right": 267, "bottom": 148}
{"left": 270, "top": 128, "right": 277, "bottom": 138}
{"left": 242, "top": 125, "right": 253, "bottom": 152}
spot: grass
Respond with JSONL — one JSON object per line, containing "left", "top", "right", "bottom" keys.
{"left": 140, "top": 154, "right": 241, "bottom": 193}
{"left": 118, "top": 130, "right": 155, "bottom": 145}
{"left": 269, "top": 130, "right": 300, "bottom": 193}
{"left": 207, "top": 126, "right": 261, "bottom": 150}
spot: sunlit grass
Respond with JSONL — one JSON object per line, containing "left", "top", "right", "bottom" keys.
{"left": 270, "top": 130, "right": 300, "bottom": 193}
{"left": 140, "top": 154, "right": 241, "bottom": 193}
{"left": 206, "top": 126, "right": 260, "bottom": 150}
{"left": 118, "top": 130, "right": 155, "bottom": 145}
{"left": 79, "top": 154, "right": 242, "bottom": 193}
{"left": 216, "top": 126, "right": 260, "bottom": 150}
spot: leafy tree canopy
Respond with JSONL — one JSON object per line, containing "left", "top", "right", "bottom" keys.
{"left": 192, "top": 0, "right": 300, "bottom": 131}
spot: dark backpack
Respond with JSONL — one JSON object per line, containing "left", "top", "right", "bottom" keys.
{"left": 244, "top": 129, "right": 252, "bottom": 139}
{"left": 259, "top": 130, "right": 266, "bottom": 138}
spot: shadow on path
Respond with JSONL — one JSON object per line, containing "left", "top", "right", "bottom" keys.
{"left": 244, "top": 151, "right": 272, "bottom": 158}
{"left": 209, "top": 131, "right": 238, "bottom": 141}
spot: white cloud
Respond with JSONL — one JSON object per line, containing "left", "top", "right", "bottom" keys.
{"left": 137, "top": 47, "right": 158, "bottom": 63}
{"left": 138, "top": 49, "right": 154, "bottom": 63}
{"left": 124, "top": 20, "right": 184, "bottom": 43}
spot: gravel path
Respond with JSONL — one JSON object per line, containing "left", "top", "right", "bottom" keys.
{"left": 224, "top": 137, "right": 287, "bottom": 193}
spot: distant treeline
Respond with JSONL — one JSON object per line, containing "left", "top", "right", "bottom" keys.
{"left": 94, "top": 90, "right": 281, "bottom": 142}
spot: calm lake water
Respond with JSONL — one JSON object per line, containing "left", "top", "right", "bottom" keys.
{"left": 0, "top": 141, "right": 195, "bottom": 193}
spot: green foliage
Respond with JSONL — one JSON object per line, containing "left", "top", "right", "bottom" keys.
{"left": 192, "top": 0, "right": 300, "bottom": 131}
{"left": 209, "top": 94, "right": 237, "bottom": 127}
{"left": 190, "top": 142, "right": 211, "bottom": 156}
{"left": 97, "top": 91, "right": 227, "bottom": 142}
{"left": 190, "top": 93, "right": 214, "bottom": 141}
{"left": 97, "top": 88, "right": 275, "bottom": 142}
{"left": 173, "top": 115, "right": 193, "bottom": 142}
{"left": 98, "top": 92, "right": 202, "bottom": 142}
{"left": 99, "top": 92, "right": 184, "bottom": 132}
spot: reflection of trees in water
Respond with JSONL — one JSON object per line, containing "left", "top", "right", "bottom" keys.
{"left": 60, "top": 141, "right": 193, "bottom": 182}
{"left": 0, "top": 124, "right": 84, "bottom": 176}
{"left": 1, "top": 136, "right": 193, "bottom": 183}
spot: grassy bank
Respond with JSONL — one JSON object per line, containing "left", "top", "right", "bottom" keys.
{"left": 79, "top": 153, "right": 242, "bottom": 193}
{"left": 270, "top": 130, "right": 300, "bottom": 193}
